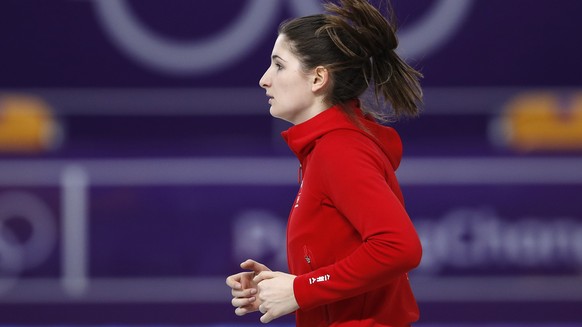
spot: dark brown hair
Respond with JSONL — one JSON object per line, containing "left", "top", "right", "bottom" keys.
{"left": 278, "top": 0, "right": 423, "bottom": 120}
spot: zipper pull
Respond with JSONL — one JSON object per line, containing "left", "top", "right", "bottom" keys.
{"left": 305, "top": 255, "right": 311, "bottom": 264}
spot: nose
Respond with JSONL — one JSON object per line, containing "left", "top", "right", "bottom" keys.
{"left": 259, "top": 69, "right": 270, "bottom": 89}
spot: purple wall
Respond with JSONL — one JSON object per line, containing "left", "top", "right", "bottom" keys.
{"left": 2, "top": 0, "right": 582, "bottom": 87}
{"left": 0, "top": 0, "right": 581, "bottom": 324}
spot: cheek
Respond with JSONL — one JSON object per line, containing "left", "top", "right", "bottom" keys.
{"left": 282, "top": 77, "right": 308, "bottom": 96}
{"left": 274, "top": 72, "right": 311, "bottom": 103}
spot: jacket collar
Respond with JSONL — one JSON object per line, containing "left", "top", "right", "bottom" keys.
{"left": 281, "top": 101, "right": 403, "bottom": 170}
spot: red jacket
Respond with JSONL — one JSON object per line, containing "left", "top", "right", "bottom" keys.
{"left": 281, "top": 102, "right": 422, "bottom": 327}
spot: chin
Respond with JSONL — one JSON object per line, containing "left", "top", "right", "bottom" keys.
{"left": 269, "top": 108, "right": 293, "bottom": 123}
{"left": 269, "top": 107, "right": 283, "bottom": 119}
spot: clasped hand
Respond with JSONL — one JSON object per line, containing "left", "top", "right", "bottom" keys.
{"left": 226, "top": 259, "right": 299, "bottom": 323}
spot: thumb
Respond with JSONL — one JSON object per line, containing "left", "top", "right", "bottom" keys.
{"left": 253, "top": 271, "right": 276, "bottom": 284}
{"left": 260, "top": 312, "right": 275, "bottom": 324}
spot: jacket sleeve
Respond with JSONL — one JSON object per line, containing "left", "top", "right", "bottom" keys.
{"left": 292, "top": 131, "right": 422, "bottom": 311}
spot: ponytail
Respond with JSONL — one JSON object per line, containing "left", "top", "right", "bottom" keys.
{"left": 279, "top": 0, "right": 423, "bottom": 121}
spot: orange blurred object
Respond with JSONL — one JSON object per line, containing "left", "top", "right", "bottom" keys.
{"left": 0, "top": 95, "right": 61, "bottom": 153}
{"left": 498, "top": 92, "right": 582, "bottom": 152}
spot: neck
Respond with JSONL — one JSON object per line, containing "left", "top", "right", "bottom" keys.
{"left": 288, "top": 97, "right": 330, "bottom": 125}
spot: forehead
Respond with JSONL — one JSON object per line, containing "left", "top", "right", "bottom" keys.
{"left": 272, "top": 34, "right": 294, "bottom": 58}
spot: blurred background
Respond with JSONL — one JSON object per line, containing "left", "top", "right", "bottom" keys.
{"left": 0, "top": 0, "right": 581, "bottom": 326}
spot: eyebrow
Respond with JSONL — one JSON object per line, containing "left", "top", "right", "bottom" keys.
{"left": 272, "top": 55, "right": 287, "bottom": 62}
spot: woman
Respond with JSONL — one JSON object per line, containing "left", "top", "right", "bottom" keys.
{"left": 226, "top": 0, "right": 423, "bottom": 326}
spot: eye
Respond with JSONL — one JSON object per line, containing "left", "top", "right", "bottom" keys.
{"left": 275, "top": 63, "right": 283, "bottom": 71}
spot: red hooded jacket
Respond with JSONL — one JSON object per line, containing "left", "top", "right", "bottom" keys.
{"left": 281, "top": 102, "right": 422, "bottom": 327}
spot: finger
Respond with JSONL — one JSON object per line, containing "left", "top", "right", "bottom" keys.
{"left": 253, "top": 271, "right": 276, "bottom": 284}
{"left": 231, "top": 296, "right": 256, "bottom": 308}
{"left": 240, "top": 259, "right": 259, "bottom": 269}
{"left": 231, "top": 287, "right": 257, "bottom": 298}
{"left": 225, "top": 275, "right": 242, "bottom": 289}
{"left": 241, "top": 259, "right": 271, "bottom": 272}
{"left": 258, "top": 303, "right": 267, "bottom": 314}
{"left": 235, "top": 306, "right": 252, "bottom": 316}
{"left": 237, "top": 303, "right": 259, "bottom": 315}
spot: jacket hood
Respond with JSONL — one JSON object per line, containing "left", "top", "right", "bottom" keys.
{"left": 281, "top": 102, "right": 403, "bottom": 170}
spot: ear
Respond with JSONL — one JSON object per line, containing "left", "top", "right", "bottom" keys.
{"left": 311, "top": 66, "right": 329, "bottom": 93}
